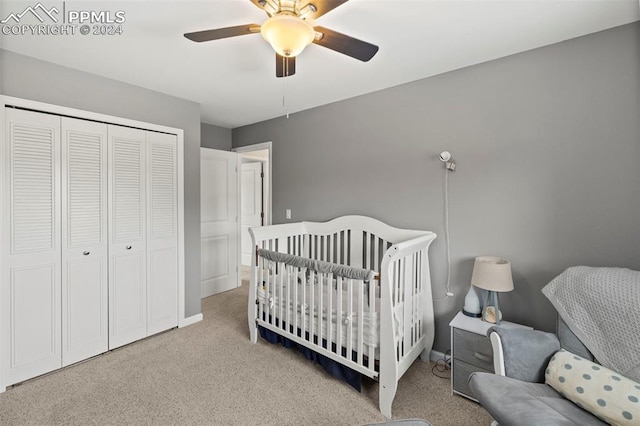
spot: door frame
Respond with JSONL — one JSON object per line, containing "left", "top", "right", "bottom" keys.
{"left": 0, "top": 96, "right": 190, "bottom": 391}
{"left": 232, "top": 142, "right": 273, "bottom": 228}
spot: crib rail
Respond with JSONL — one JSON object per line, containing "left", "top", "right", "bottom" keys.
{"left": 254, "top": 249, "right": 380, "bottom": 378}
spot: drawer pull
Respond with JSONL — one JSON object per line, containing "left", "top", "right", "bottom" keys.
{"left": 474, "top": 352, "right": 491, "bottom": 363}
{"left": 83, "top": 251, "right": 90, "bottom": 256}
{"left": 126, "top": 245, "right": 132, "bottom": 250}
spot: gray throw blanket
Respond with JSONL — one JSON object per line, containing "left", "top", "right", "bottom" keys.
{"left": 257, "top": 249, "right": 376, "bottom": 281}
{"left": 542, "top": 266, "right": 640, "bottom": 382}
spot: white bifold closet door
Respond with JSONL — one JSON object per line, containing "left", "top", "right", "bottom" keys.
{"left": 108, "top": 126, "right": 147, "bottom": 349}
{"left": 146, "top": 131, "right": 178, "bottom": 336}
{"left": 108, "top": 126, "right": 178, "bottom": 349}
{"left": 1, "top": 108, "right": 62, "bottom": 384}
{"left": 61, "top": 117, "right": 108, "bottom": 366}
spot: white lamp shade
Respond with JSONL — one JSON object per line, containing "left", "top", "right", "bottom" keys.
{"left": 260, "top": 15, "right": 315, "bottom": 57}
{"left": 470, "top": 256, "right": 514, "bottom": 292}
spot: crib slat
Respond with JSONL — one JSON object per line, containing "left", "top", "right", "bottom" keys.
{"left": 300, "top": 271, "right": 316, "bottom": 339}
{"left": 279, "top": 262, "right": 285, "bottom": 330}
{"left": 346, "top": 279, "right": 353, "bottom": 359}
{"left": 403, "top": 256, "right": 413, "bottom": 358}
{"left": 274, "top": 261, "right": 279, "bottom": 328}
{"left": 357, "top": 279, "right": 364, "bottom": 366}
{"left": 258, "top": 247, "right": 264, "bottom": 321}
{"left": 309, "top": 269, "right": 315, "bottom": 343}
{"left": 293, "top": 265, "right": 299, "bottom": 333}
{"left": 264, "top": 253, "right": 270, "bottom": 322}
{"left": 417, "top": 249, "right": 424, "bottom": 341}
{"left": 411, "top": 254, "right": 417, "bottom": 346}
{"left": 309, "top": 235, "right": 314, "bottom": 259}
{"left": 363, "top": 232, "right": 370, "bottom": 269}
{"left": 318, "top": 271, "right": 324, "bottom": 344}
{"left": 396, "top": 259, "right": 403, "bottom": 358}
{"left": 415, "top": 252, "right": 420, "bottom": 342}
{"left": 368, "top": 272, "right": 375, "bottom": 365}
{"left": 327, "top": 270, "right": 333, "bottom": 352}
{"left": 416, "top": 252, "right": 422, "bottom": 344}
{"left": 336, "top": 276, "right": 343, "bottom": 354}
{"left": 373, "top": 236, "right": 379, "bottom": 272}
{"left": 286, "top": 264, "right": 291, "bottom": 332}
{"left": 417, "top": 251, "right": 421, "bottom": 342}
{"left": 268, "top": 260, "right": 274, "bottom": 326}
{"left": 276, "top": 263, "right": 292, "bottom": 329}
{"left": 273, "top": 260, "right": 279, "bottom": 327}
{"left": 322, "top": 235, "right": 327, "bottom": 261}
{"left": 328, "top": 234, "right": 333, "bottom": 264}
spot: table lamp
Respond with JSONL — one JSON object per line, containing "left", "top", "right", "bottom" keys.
{"left": 470, "top": 256, "right": 514, "bottom": 325}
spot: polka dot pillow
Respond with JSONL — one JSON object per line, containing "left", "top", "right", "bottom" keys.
{"left": 546, "top": 349, "right": 640, "bottom": 425}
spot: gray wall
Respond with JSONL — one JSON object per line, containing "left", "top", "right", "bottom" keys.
{"left": 1, "top": 49, "right": 203, "bottom": 319}
{"left": 201, "top": 122, "right": 232, "bottom": 150}
{"left": 233, "top": 23, "right": 640, "bottom": 352}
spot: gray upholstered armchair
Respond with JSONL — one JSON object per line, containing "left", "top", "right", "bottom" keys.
{"left": 468, "top": 318, "right": 607, "bottom": 425}
{"left": 468, "top": 266, "right": 640, "bottom": 426}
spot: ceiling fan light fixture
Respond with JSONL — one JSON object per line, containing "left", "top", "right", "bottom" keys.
{"left": 260, "top": 14, "right": 315, "bottom": 57}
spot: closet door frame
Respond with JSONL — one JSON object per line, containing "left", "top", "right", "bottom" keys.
{"left": 0, "top": 96, "right": 188, "bottom": 392}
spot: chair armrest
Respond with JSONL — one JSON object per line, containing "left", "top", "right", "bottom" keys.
{"left": 488, "top": 326, "right": 560, "bottom": 383}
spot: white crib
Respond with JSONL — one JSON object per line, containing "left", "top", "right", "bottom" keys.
{"left": 247, "top": 215, "right": 436, "bottom": 418}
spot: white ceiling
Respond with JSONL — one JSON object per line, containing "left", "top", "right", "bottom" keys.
{"left": 2, "top": 0, "right": 639, "bottom": 128}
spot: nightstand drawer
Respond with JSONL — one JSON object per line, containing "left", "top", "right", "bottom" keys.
{"left": 453, "top": 328, "right": 493, "bottom": 370}
{"left": 453, "top": 358, "right": 492, "bottom": 400}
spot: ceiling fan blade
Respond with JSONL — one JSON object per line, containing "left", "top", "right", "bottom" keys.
{"left": 184, "top": 24, "right": 260, "bottom": 42}
{"left": 276, "top": 54, "right": 296, "bottom": 78}
{"left": 313, "top": 26, "right": 378, "bottom": 62}
{"left": 303, "top": 0, "right": 349, "bottom": 19}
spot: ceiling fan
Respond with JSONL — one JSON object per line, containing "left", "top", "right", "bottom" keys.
{"left": 184, "top": 0, "right": 379, "bottom": 78}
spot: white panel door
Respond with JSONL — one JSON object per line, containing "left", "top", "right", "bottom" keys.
{"left": 1, "top": 108, "right": 62, "bottom": 385}
{"left": 240, "top": 162, "right": 263, "bottom": 266}
{"left": 200, "top": 148, "right": 239, "bottom": 298}
{"left": 61, "top": 117, "right": 108, "bottom": 366}
{"left": 146, "top": 132, "right": 178, "bottom": 336}
{"left": 108, "top": 125, "right": 147, "bottom": 349}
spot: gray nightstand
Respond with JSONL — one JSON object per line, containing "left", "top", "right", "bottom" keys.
{"left": 449, "top": 311, "right": 531, "bottom": 401}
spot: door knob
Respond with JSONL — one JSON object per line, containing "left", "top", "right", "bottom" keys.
{"left": 83, "top": 251, "right": 90, "bottom": 256}
{"left": 126, "top": 245, "right": 132, "bottom": 250}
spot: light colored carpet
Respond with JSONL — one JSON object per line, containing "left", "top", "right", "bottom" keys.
{"left": 0, "top": 279, "right": 492, "bottom": 425}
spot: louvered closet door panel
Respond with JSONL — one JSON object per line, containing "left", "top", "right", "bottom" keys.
{"left": 146, "top": 132, "right": 178, "bottom": 335}
{"left": 61, "top": 117, "right": 108, "bottom": 366}
{"left": 108, "top": 125, "right": 147, "bottom": 349}
{"left": 1, "top": 108, "right": 62, "bottom": 386}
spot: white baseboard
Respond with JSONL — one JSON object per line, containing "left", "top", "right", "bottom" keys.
{"left": 429, "top": 349, "right": 447, "bottom": 363}
{"left": 179, "top": 313, "right": 203, "bottom": 328}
